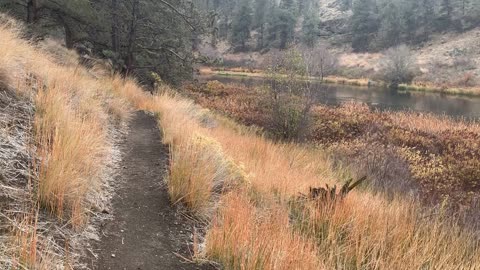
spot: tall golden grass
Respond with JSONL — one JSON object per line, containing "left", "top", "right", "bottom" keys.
{"left": 0, "top": 17, "right": 131, "bottom": 222}
{"left": 114, "top": 83, "right": 480, "bottom": 269}
{"left": 0, "top": 16, "right": 131, "bottom": 268}
{"left": 2, "top": 11, "right": 476, "bottom": 269}
{"left": 206, "top": 193, "right": 324, "bottom": 270}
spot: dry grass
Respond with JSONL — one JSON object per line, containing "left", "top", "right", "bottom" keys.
{"left": 206, "top": 193, "right": 324, "bottom": 270}
{"left": 0, "top": 12, "right": 474, "bottom": 269}
{"left": 291, "top": 193, "right": 480, "bottom": 269}
{"left": 0, "top": 15, "right": 132, "bottom": 268}
{"left": 113, "top": 80, "right": 480, "bottom": 269}
{"left": 34, "top": 86, "right": 108, "bottom": 223}
{"left": 0, "top": 15, "right": 131, "bottom": 222}
{"left": 185, "top": 81, "right": 480, "bottom": 207}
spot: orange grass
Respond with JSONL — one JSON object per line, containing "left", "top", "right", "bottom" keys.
{"left": 113, "top": 82, "right": 480, "bottom": 269}
{"left": 292, "top": 192, "right": 480, "bottom": 269}
{"left": 0, "top": 19, "right": 131, "bottom": 223}
{"left": 0, "top": 16, "right": 133, "bottom": 268}
{"left": 206, "top": 193, "right": 324, "bottom": 270}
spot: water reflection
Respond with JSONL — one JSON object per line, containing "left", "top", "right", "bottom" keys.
{"left": 198, "top": 75, "right": 480, "bottom": 120}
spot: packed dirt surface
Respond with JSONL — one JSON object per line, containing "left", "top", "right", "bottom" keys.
{"left": 87, "top": 111, "right": 212, "bottom": 270}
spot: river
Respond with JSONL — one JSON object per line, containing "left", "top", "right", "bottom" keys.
{"left": 198, "top": 75, "right": 480, "bottom": 120}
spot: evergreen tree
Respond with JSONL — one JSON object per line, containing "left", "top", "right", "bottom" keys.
{"left": 253, "top": 0, "right": 269, "bottom": 49}
{"left": 403, "top": 0, "right": 420, "bottom": 43}
{"left": 253, "top": 0, "right": 268, "bottom": 28}
{"left": 419, "top": 0, "right": 435, "bottom": 42}
{"left": 351, "top": 0, "right": 378, "bottom": 52}
{"left": 377, "top": 2, "right": 402, "bottom": 48}
{"left": 267, "top": 0, "right": 296, "bottom": 49}
{"left": 278, "top": 9, "right": 296, "bottom": 49}
{"left": 231, "top": 1, "right": 253, "bottom": 50}
{"left": 302, "top": 11, "right": 320, "bottom": 47}
{"left": 437, "top": 0, "right": 453, "bottom": 30}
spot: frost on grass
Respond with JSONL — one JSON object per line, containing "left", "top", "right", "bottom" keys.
{"left": 0, "top": 81, "right": 35, "bottom": 267}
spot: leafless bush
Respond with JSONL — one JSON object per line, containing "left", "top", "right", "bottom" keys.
{"left": 264, "top": 46, "right": 338, "bottom": 141}
{"left": 378, "top": 45, "right": 418, "bottom": 88}
{"left": 329, "top": 141, "right": 419, "bottom": 198}
{"left": 299, "top": 44, "right": 338, "bottom": 81}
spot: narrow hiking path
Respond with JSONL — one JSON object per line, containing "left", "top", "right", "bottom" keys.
{"left": 89, "top": 111, "right": 211, "bottom": 270}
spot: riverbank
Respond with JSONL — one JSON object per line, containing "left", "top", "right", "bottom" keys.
{"left": 199, "top": 67, "right": 480, "bottom": 97}
{"left": 182, "top": 80, "right": 480, "bottom": 209}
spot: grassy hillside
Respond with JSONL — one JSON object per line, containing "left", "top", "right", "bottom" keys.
{"left": 117, "top": 85, "right": 480, "bottom": 268}
{"left": 0, "top": 16, "right": 135, "bottom": 269}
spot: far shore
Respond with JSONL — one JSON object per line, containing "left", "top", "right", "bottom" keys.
{"left": 198, "top": 67, "right": 480, "bottom": 97}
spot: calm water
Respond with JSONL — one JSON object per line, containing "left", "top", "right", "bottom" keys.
{"left": 198, "top": 75, "right": 480, "bottom": 120}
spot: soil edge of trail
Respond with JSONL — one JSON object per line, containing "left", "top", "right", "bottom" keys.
{"left": 88, "top": 111, "right": 214, "bottom": 270}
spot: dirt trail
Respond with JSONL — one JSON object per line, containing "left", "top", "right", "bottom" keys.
{"left": 90, "top": 111, "right": 211, "bottom": 270}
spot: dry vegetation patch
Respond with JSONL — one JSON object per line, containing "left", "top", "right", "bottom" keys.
{"left": 111, "top": 79, "right": 480, "bottom": 269}
{"left": 0, "top": 17, "right": 132, "bottom": 269}
{"left": 183, "top": 81, "right": 480, "bottom": 209}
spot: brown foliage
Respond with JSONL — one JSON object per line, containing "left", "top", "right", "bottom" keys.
{"left": 183, "top": 81, "right": 480, "bottom": 208}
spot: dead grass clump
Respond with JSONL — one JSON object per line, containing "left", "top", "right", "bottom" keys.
{"left": 328, "top": 140, "right": 417, "bottom": 197}
{"left": 0, "top": 20, "right": 132, "bottom": 223}
{"left": 291, "top": 192, "right": 480, "bottom": 269}
{"left": 206, "top": 193, "right": 324, "bottom": 270}
{"left": 34, "top": 85, "right": 108, "bottom": 223}
{"left": 169, "top": 133, "right": 245, "bottom": 218}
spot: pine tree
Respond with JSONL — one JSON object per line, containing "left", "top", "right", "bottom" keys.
{"left": 351, "top": 0, "right": 378, "bottom": 52}
{"left": 266, "top": 0, "right": 296, "bottom": 49}
{"left": 253, "top": 0, "right": 269, "bottom": 49}
{"left": 253, "top": 0, "right": 268, "bottom": 28}
{"left": 403, "top": 0, "right": 420, "bottom": 43}
{"left": 377, "top": 2, "right": 402, "bottom": 48}
{"left": 231, "top": 1, "right": 253, "bottom": 50}
{"left": 419, "top": 0, "right": 435, "bottom": 42}
{"left": 302, "top": 11, "right": 320, "bottom": 47}
{"left": 278, "top": 9, "right": 296, "bottom": 49}
{"left": 437, "top": 0, "right": 453, "bottom": 30}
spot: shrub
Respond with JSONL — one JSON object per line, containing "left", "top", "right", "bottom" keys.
{"left": 378, "top": 45, "right": 418, "bottom": 89}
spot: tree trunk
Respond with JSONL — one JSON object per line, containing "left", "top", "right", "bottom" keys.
{"left": 64, "top": 22, "right": 74, "bottom": 49}
{"left": 257, "top": 24, "right": 264, "bottom": 50}
{"left": 111, "top": 0, "right": 120, "bottom": 53}
{"left": 126, "top": 0, "right": 139, "bottom": 74}
{"left": 27, "top": 0, "right": 38, "bottom": 24}
{"left": 57, "top": 15, "right": 74, "bottom": 49}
